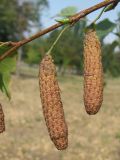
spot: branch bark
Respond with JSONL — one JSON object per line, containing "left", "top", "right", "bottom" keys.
{"left": 0, "top": 0, "right": 119, "bottom": 61}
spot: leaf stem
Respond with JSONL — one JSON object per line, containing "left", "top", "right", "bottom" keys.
{"left": 46, "top": 25, "right": 70, "bottom": 55}
{"left": 92, "top": 6, "right": 107, "bottom": 24}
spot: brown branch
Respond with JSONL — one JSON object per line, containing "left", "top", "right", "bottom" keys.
{"left": 0, "top": 0, "right": 119, "bottom": 61}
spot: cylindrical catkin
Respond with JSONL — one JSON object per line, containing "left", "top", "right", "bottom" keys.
{"left": 83, "top": 28, "right": 103, "bottom": 115}
{"left": 39, "top": 54, "right": 68, "bottom": 150}
{"left": 0, "top": 104, "right": 5, "bottom": 133}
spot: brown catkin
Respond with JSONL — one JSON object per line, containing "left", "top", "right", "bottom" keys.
{"left": 39, "top": 54, "right": 68, "bottom": 150}
{"left": 0, "top": 104, "right": 5, "bottom": 133}
{"left": 83, "top": 28, "right": 103, "bottom": 115}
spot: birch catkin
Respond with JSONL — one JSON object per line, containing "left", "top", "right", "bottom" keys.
{"left": 83, "top": 28, "right": 103, "bottom": 115}
{"left": 39, "top": 55, "right": 68, "bottom": 150}
{"left": 0, "top": 104, "right": 5, "bottom": 133}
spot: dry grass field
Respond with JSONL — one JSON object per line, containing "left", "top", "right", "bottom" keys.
{"left": 0, "top": 75, "right": 120, "bottom": 160}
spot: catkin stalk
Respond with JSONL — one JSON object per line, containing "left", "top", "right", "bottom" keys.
{"left": 39, "top": 55, "right": 68, "bottom": 150}
{"left": 0, "top": 104, "right": 5, "bottom": 133}
{"left": 83, "top": 28, "right": 103, "bottom": 115}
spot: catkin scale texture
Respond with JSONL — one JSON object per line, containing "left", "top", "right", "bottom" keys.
{"left": 83, "top": 29, "right": 103, "bottom": 115}
{"left": 0, "top": 104, "right": 5, "bottom": 133}
{"left": 39, "top": 55, "right": 68, "bottom": 150}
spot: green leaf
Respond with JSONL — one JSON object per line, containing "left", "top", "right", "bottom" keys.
{"left": 0, "top": 43, "right": 16, "bottom": 99}
{"left": 57, "top": 6, "right": 78, "bottom": 18}
{"left": 55, "top": 18, "right": 70, "bottom": 24}
{"left": 0, "top": 73, "right": 11, "bottom": 99}
{"left": 96, "top": 19, "right": 116, "bottom": 40}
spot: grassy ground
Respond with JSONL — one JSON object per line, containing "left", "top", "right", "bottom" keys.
{"left": 0, "top": 75, "right": 120, "bottom": 160}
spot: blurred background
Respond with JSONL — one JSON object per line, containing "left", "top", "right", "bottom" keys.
{"left": 0, "top": 0, "right": 120, "bottom": 159}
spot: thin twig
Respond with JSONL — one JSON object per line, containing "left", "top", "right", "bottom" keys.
{"left": 0, "top": 0, "right": 119, "bottom": 61}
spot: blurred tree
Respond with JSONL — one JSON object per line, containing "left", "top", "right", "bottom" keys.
{"left": 45, "top": 19, "right": 87, "bottom": 75}
{"left": 114, "top": 12, "right": 120, "bottom": 50}
{"left": 102, "top": 41, "right": 120, "bottom": 77}
{"left": 0, "top": 0, "right": 48, "bottom": 76}
{"left": 103, "top": 12, "right": 120, "bottom": 77}
{"left": 0, "top": 0, "right": 48, "bottom": 41}
{"left": 24, "top": 38, "right": 46, "bottom": 65}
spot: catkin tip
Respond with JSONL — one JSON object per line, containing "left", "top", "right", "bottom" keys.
{"left": 53, "top": 137, "right": 68, "bottom": 150}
